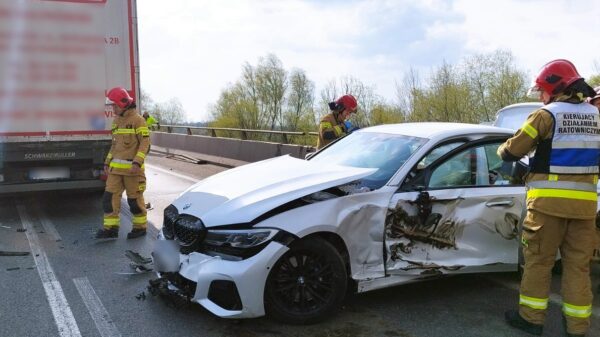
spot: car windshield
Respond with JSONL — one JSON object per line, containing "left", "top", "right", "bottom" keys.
{"left": 310, "top": 131, "right": 427, "bottom": 189}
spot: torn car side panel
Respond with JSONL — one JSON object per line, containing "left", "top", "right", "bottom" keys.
{"left": 385, "top": 187, "right": 524, "bottom": 275}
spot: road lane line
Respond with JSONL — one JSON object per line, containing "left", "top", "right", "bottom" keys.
{"left": 484, "top": 276, "right": 600, "bottom": 318}
{"left": 33, "top": 205, "right": 62, "bottom": 242}
{"left": 144, "top": 163, "right": 200, "bottom": 183}
{"left": 73, "top": 277, "right": 122, "bottom": 337}
{"left": 16, "top": 204, "right": 82, "bottom": 337}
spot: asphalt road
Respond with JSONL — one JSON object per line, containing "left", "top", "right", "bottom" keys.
{"left": 1, "top": 151, "right": 599, "bottom": 337}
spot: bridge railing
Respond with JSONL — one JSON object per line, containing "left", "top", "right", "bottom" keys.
{"left": 158, "top": 124, "right": 318, "bottom": 145}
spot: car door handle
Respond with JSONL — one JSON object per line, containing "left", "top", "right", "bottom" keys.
{"left": 485, "top": 199, "right": 514, "bottom": 207}
{"left": 429, "top": 197, "right": 465, "bottom": 202}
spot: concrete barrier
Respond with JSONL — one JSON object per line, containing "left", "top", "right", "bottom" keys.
{"left": 150, "top": 132, "right": 315, "bottom": 163}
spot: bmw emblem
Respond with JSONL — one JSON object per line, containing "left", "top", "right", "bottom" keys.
{"left": 183, "top": 203, "right": 191, "bottom": 210}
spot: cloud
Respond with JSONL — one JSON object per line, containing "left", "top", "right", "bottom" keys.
{"left": 449, "top": 0, "right": 600, "bottom": 77}
{"left": 137, "top": 0, "right": 600, "bottom": 122}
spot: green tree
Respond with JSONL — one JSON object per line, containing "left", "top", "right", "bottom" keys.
{"left": 370, "top": 104, "right": 404, "bottom": 125}
{"left": 588, "top": 74, "right": 600, "bottom": 88}
{"left": 399, "top": 50, "right": 529, "bottom": 123}
{"left": 210, "top": 54, "right": 315, "bottom": 142}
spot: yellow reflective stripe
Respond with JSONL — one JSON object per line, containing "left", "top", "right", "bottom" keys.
{"left": 333, "top": 125, "right": 344, "bottom": 136}
{"left": 527, "top": 188, "right": 598, "bottom": 201}
{"left": 103, "top": 217, "right": 120, "bottom": 226}
{"left": 113, "top": 128, "right": 135, "bottom": 135}
{"left": 109, "top": 162, "right": 144, "bottom": 170}
{"left": 132, "top": 215, "right": 147, "bottom": 224}
{"left": 521, "top": 123, "right": 538, "bottom": 139}
{"left": 521, "top": 235, "right": 528, "bottom": 247}
{"left": 563, "top": 303, "right": 592, "bottom": 318}
{"left": 136, "top": 127, "right": 150, "bottom": 136}
{"left": 519, "top": 295, "right": 548, "bottom": 310}
{"left": 548, "top": 174, "right": 558, "bottom": 181}
{"left": 138, "top": 183, "right": 146, "bottom": 191}
{"left": 136, "top": 152, "right": 146, "bottom": 159}
{"left": 109, "top": 162, "right": 132, "bottom": 169}
{"left": 320, "top": 122, "right": 333, "bottom": 129}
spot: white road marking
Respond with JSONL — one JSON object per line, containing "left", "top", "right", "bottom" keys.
{"left": 485, "top": 276, "right": 600, "bottom": 318}
{"left": 16, "top": 204, "right": 82, "bottom": 337}
{"left": 73, "top": 277, "right": 122, "bottom": 337}
{"left": 33, "top": 205, "right": 62, "bottom": 242}
{"left": 144, "top": 163, "right": 200, "bottom": 183}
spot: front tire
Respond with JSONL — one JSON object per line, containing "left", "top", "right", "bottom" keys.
{"left": 264, "top": 237, "right": 347, "bottom": 324}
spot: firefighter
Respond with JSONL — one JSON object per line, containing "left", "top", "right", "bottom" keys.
{"left": 316, "top": 94, "right": 358, "bottom": 149}
{"left": 499, "top": 59, "right": 599, "bottom": 337}
{"left": 96, "top": 87, "right": 151, "bottom": 239}
{"left": 143, "top": 111, "right": 159, "bottom": 130}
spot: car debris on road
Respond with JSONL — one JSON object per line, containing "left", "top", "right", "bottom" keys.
{"left": 0, "top": 251, "right": 30, "bottom": 256}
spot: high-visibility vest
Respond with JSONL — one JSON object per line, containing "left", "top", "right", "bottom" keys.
{"left": 530, "top": 102, "right": 600, "bottom": 175}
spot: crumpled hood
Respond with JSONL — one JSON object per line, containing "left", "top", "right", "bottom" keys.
{"left": 172, "top": 155, "right": 376, "bottom": 227}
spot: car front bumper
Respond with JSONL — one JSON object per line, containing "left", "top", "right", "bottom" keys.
{"left": 152, "top": 238, "right": 289, "bottom": 318}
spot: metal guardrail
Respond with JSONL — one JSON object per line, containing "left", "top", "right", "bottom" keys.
{"left": 158, "top": 124, "right": 318, "bottom": 144}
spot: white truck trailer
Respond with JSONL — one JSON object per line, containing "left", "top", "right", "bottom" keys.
{"left": 0, "top": 0, "right": 139, "bottom": 193}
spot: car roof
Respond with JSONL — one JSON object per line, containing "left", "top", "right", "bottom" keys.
{"left": 496, "top": 102, "right": 543, "bottom": 113}
{"left": 360, "top": 122, "right": 515, "bottom": 139}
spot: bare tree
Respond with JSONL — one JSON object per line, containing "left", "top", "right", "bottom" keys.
{"left": 152, "top": 98, "right": 186, "bottom": 125}
{"left": 318, "top": 76, "right": 380, "bottom": 127}
{"left": 285, "top": 68, "right": 315, "bottom": 131}
{"left": 395, "top": 67, "right": 421, "bottom": 119}
{"left": 256, "top": 54, "right": 288, "bottom": 134}
{"left": 139, "top": 88, "right": 155, "bottom": 114}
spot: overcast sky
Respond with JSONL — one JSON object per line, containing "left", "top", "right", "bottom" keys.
{"left": 137, "top": 0, "right": 600, "bottom": 122}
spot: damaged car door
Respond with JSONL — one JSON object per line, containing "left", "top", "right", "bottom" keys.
{"left": 385, "top": 139, "right": 526, "bottom": 276}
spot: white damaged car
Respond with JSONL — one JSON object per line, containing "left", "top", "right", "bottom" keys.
{"left": 152, "top": 122, "right": 532, "bottom": 324}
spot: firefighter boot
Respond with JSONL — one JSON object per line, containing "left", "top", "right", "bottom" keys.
{"left": 127, "top": 228, "right": 146, "bottom": 239}
{"left": 95, "top": 227, "right": 118, "bottom": 239}
{"left": 505, "top": 310, "right": 543, "bottom": 335}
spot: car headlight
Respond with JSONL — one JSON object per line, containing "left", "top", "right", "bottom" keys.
{"left": 162, "top": 204, "right": 178, "bottom": 240}
{"left": 204, "top": 229, "right": 278, "bottom": 249}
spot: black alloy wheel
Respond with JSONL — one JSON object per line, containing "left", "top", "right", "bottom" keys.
{"left": 264, "top": 237, "right": 347, "bottom": 324}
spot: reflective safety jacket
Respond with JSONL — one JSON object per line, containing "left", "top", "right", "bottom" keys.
{"left": 104, "top": 108, "right": 151, "bottom": 176}
{"left": 317, "top": 112, "right": 346, "bottom": 149}
{"left": 145, "top": 115, "right": 158, "bottom": 129}
{"left": 498, "top": 100, "right": 600, "bottom": 220}
{"left": 530, "top": 102, "right": 600, "bottom": 174}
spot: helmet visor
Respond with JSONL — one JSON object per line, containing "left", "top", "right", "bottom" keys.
{"left": 526, "top": 85, "right": 543, "bottom": 100}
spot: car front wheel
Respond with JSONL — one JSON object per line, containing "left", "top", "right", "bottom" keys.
{"left": 264, "top": 237, "right": 347, "bottom": 324}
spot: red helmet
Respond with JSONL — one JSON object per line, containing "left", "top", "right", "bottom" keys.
{"left": 336, "top": 94, "right": 358, "bottom": 112}
{"left": 528, "top": 59, "right": 582, "bottom": 98}
{"left": 106, "top": 87, "right": 133, "bottom": 109}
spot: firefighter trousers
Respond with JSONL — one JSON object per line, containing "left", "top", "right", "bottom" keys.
{"left": 519, "top": 209, "right": 596, "bottom": 335}
{"left": 102, "top": 172, "right": 147, "bottom": 230}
